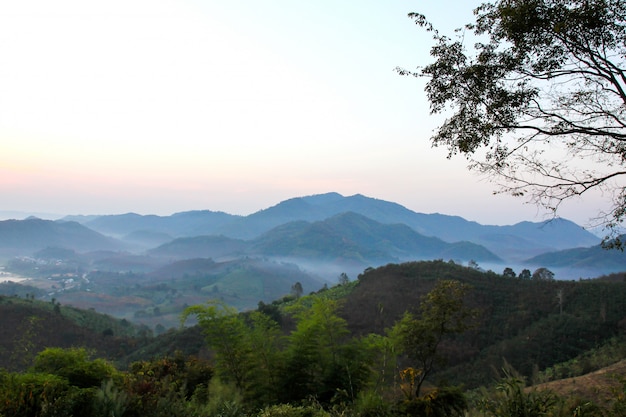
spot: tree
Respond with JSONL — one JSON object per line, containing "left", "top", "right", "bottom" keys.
{"left": 390, "top": 279, "right": 477, "bottom": 397}
{"left": 32, "top": 347, "right": 116, "bottom": 389}
{"left": 181, "top": 301, "right": 252, "bottom": 392}
{"left": 519, "top": 268, "right": 532, "bottom": 280}
{"left": 291, "top": 281, "right": 303, "bottom": 298}
{"left": 338, "top": 272, "right": 350, "bottom": 285}
{"left": 281, "top": 298, "right": 368, "bottom": 403}
{"left": 532, "top": 267, "right": 555, "bottom": 281}
{"left": 399, "top": 0, "right": 626, "bottom": 244}
{"left": 502, "top": 267, "right": 517, "bottom": 278}
{"left": 245, "top": 311, "right": 285, "bottom": 405}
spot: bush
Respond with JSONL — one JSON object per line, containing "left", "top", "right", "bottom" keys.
{"left": 32, "top": 347, "right": 116, "bottom": 388}
{"left": 478, "top": 376, "right": 558, "bottom": 417}
{"left": 257, "top": 403, "right": 328, "bottom": 417}
{"left": 0, "top": 371, "right": 95, "bottom": 417}
{"left": 351, "top": 390, "right": 392, "bottom": 417}
{"left": 395, "top": 386, "right": 467, "bottom": 417}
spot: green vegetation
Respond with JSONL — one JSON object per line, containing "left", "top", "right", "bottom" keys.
{"left": 3, "top": 259, "right": 626, "bottom": 416}
{"left": 389, "top": 279, "right": 477, "bottom": 397}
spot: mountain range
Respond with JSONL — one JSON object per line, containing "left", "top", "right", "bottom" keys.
{"left": 1, "top": 192, "right": 621, "bottom": 280}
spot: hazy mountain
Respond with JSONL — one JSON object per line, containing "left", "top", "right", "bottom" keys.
{"left": 214, "top": 192, "right": 433, "bottom": 239}
{"left": 66, "top": 193, "right": 598, "bottom": 261}
{"left": 78, "top": 210, "right": 239, "bottom": 238}
{"left": 21, "top": 192, "right": 602, "bottom": 270}
{"left": 0, "top": 210, "right": 64, "bottom": 221}
{"left": 0, "top": 218, "right": 123, "bottom": 257}
{"left": 144, "top": 212, "right": 500, "bottom": 275}
{"left": 122, "top": 230, "right": 175, "bottom": 249}
{"left": 208, "top": 193, "right": 600, "bottom": 260}
{"left": 248, "top": 212, "right": 502, "bottom": 264}
{"left": 473, "top": 218, "right": 601, "bottom": 261}
{"left": 524, "top": 237, "right": 626, "bottom": 277}
{"left": 149, "top": 235, "right": 249, "bottom": 260}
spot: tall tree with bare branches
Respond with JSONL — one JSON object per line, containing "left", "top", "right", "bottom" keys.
{"left": 399, "top": 0, "right": 626, "bottom": 245}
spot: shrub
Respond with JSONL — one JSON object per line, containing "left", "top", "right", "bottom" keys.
{"left": 257, "top": 403, "right": 328, "bottom": 417}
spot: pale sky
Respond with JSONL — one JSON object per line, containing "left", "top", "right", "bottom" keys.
{"left": 0, "top": 0, "right": 606, "bottom": 226}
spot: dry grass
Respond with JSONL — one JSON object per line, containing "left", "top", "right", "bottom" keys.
{"left": 533, "top": 360, "right": 626, "bottom": 407}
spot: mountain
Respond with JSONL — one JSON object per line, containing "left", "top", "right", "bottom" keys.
{"left": 249, "top": 212, "right": 502, "bottom": 265}
{"left": 80, "top": 210, "right": 239, "bottom": 238}
{"left": 524, "top": 237, "right": 626, "bottom": 277}
{"left": 214, "top": 192, "right": 453, "bottom": 240}
{"left": 63, "top": 193, "right": 600, "bottom": 264}
{"left": 147, "top": 212, "right": 501, "bottom": 271}
{"left": 148, "top": 235, "right": 250, "bottom": 260}
{"left": 248, "top": 194, "right": 599, "bottom": 259}
{"left": 0, "top": 218, "right": 123, "bottom": 258}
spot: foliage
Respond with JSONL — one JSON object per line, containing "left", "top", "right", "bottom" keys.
{"left": 291, "top": 282, "right": 304, "bottom": 299}
{"left": 257, "top": 403, "right": 328, "bottom": 417}
{"left": 532, "top": 267, "right": 555, "bottom": 281}
{"left": 359, "top": 333, "right": 398, "bottom": 393}
{"left": 93, "top": 379, "right": 129, "bottom": 417}
{"left": 395, "top": 386, "right": 467, "bottom": 417}
{"left": 6, "top": 261, "right": 626, "bottom": 416}
{"left": 400, "top": 0, "right": 626, "bottom": 241}
{"left": 478, "top": 373, "right": 558, "bottom": 417}
{"left": 0, "top": 371, "right": 73, "bottom": 417}
{"left": 390, "top": 279, "right": 477, "bottom": 397}
{"left": 182, "top": 301, "right": 253, "bottom": 392}
{"left": 194, "top": 377, "right": 245, "bottom": 417}
{"left": 349, "top": 389, "right": 393, "bottom": 417}
{"left": 281, "top": 298, "right": 369, "bottom": 403}
{"left": 244, "top": 311, "right": 285, "bottom": 405}
{"left": 122, "top": 353, "right": 213, "bottom": 417}
{"left": 536, "top": 335, "right": 626, "bottom": 383}
{"left": 503, "top": 267, "right": 517, "bottom": 278}
{"left": 32, "top": 347, "right": 117, "bottom": 389}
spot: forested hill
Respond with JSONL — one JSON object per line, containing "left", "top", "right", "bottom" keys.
{"left": 339, "top": 261, "right": 626, "bottom": 388}
{"left": 0, "top": 294, "right": 146, "bottom": 371}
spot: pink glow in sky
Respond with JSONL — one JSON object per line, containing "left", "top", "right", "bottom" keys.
{"left": 0, "top": 0, "right": 607, "bottom": 226}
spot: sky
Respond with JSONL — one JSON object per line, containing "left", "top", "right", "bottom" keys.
{"left": 0, "top": 0, "right": 607, "bottom": 226}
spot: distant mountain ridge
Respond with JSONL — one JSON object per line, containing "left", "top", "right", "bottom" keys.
{"left": 249, "top": 212, "right": 502, "bottom": 263}
{"left": 147, "top": 212, "right": 501, "bottom": 268}
{"left": 0, "top": 218, "right": 120, "bottom": 257}
{"left": 2, "top": 192, "right": 614, "bottom": 278}
{"left": 524, "top": 236, "right": 626, "bottom": 277}
{"left": 70, "top": 192, "right": 599, "bottom": 260}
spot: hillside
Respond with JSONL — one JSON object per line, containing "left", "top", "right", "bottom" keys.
{"left": 0, "top": 294, "right": 146, "bottom": 371}
{"left": 339, "top": 261, "right": 626, "bottom": 388}
{"left": 534, "top": 360, "right": 626, "bottom": 408}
